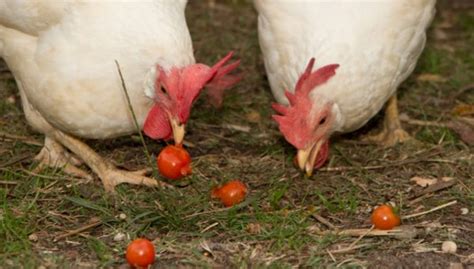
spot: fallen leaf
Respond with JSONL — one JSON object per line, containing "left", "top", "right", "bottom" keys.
{"left": 247, "top": 223, "right": 262, "bottom": 235}
{"left": 441, "top": 177, "right": 454, "bottom": 182}
{"left": 452, "top": 104, "right": 474, "bottom": 116}
{"left": 416, "top": 73, "right": 448, "bottom": 83}
{"left": 28, "top": 233, "right": 39, "bottom": 242}
{"left": 448, "top": 117, "right": 474, "bottom": 145}
{"left": 245, "top": 110, "right": 261, "bottom": 123}
{"left": 410, "top": 176, "right": 438, "bottom": 187}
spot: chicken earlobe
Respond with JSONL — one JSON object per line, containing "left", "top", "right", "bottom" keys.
{"left": 362, "top": 94, "right": 412, "bottom": 147}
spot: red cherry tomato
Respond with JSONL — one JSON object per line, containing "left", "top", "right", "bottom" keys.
{"left": 157, "top": 145, "right": 191, "bottom": 180}
{"left": 212, "top": 180, "right": 248, "bottom": 207}
{"left": 126, "top": 238, "right": 155, "bottom": 268}
{"left": 371, "top": 204, "right": 401, "bottom": 230}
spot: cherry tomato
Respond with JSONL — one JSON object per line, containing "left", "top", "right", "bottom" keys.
{"left": 212, "top": 180, "right": 248, "bottom": 207}
{"left": 125, "top": 238, "right": 155, "bottom": 268}
{"left": 371, "top": 204, "right": 401, "bottom": 230}
{"left": 157, "top": 145, "right": 191, "bottom": 180}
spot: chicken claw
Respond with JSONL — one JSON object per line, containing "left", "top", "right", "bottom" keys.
{"left": 363, "top": 94, "right": 412, "bottom": 147}
{"left": 33, "top": 137, "right": 92, "bottom": 180}
{"left": 46, "top": 129, "right": 168, "bottom": 192}
{"left": 98, "top": 164, "right": 170, "bottom": 193}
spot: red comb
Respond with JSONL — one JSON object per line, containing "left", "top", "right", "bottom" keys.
{"left": 271, "top": 58, "right": 339, "bottom": 149}
{"left": 143, "top": 52, "right": 240, "bottom": 140}
{"left": 206, "top": 51, "right": 242, "bottom": 107}
{"left": 294, "top": 58, "right": 339, "bottom": 99}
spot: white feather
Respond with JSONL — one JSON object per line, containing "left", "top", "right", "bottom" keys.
{"left": 0, "top": 0, "right": 194, "bottom": 139}
{"left": 255, "top": 0, "right": 436, "bottom": 133}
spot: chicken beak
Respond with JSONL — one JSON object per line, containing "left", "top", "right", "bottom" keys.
{"left": 170, "top": 118, "right": 185, "bottom": 146}
{"left": 296, "top": 140, "right": 325, "bottom": 177}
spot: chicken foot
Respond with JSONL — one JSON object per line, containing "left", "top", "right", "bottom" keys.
{"left": 363, "top": 94, "right": 411, "bottom": 147}
{"left": 34, "top": 137, "right": 92, "bottom": 180}
{"left": 45, "top": 128, "right": 165, "bottom": 192}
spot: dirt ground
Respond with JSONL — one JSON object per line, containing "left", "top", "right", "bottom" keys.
{"left": 0, "top": 0, "right": 473, "bottom": 268}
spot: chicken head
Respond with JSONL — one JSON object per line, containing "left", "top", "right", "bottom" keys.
{"left": 272, "top": 58, "right": 339, "bottom": 176}
{"left": 144, "top": 51, "right": 240, "bottom": 145}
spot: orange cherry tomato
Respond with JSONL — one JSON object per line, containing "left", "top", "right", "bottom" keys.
{"left": 157, "top": 145, "right": 191, "bottom": 180}
{"left": 126, "top": 238, "right": 155, "bottom": 268}
{"left": 212, "top": 180, "right": 248, "bottom": 207}
{"left": 371, "top": 204, "right": 401, "bottom": 230}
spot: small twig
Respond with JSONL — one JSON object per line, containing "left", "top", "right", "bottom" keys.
{"left": 408, "top": 194, "right": 434, "bottom": 206}
{"left": 0, "top": 153, "right": 33, "bottom": 168}
{"left": 0, "top": 180, "right": 18, "bottom": 185}
{"left": 348, "top": 225, "right": 374, "bottom": 249}
{"left": 402, "top": 200, "right": 457, "bottom": 220}
{"left": 328, "top": 243, "right": 372, "bottom": 254}
{"left": 201, "top": 222, "right": 219, "bottom": 233}
{"left": 54, "top": 219, "right": 102, "bottom": 241}
{"left": 222, "top": 124, "right": 250, "bottom": 133}
{"left": 409, "top": 178, "right": 457, "bottom": 200}
{"left": 400, "top": 117, "right": 449, "bottom": 128}
{"left": 0, "top": 131, "right": 42, "bottom": 146}
{"left": 318, "top": 225, "right": 419, "bottom": 239}
{"left": 457, "top": 179, "right": 472, "bottom": 193}
{"left": 20, "top": 169, "right": 74, "bottom": 181}
{"left": 319, "top": 158, "right": 455, "bottom": 172}
{"left": 326, "top": 249, "right": 337, "bottom": 263}
{"left": 336, "top": 258, "right": 357, "bottom": 268}
{"left": 312, "top": 213, "right": 337, "bottom": 229}
{"left": 114, "top": 61, "right": 156, "bottom": 178}
{"left": 452, "top": 82, "right": 474, "bottom": 100}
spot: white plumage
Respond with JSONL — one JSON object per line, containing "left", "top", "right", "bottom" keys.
{"left": 255, "top": 0, "right": 436, "bottom": 174}
{"left": 1, "top": 0, "right": 193, "bottom": 139}
{"left": 256, "top": 0, "right": 435, "bottom": 133}
{"left": 0, "top": 0, "right": 199, "bottom": 190}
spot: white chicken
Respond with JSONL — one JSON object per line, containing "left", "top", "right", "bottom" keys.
{"left": 255, "top": 0, "right": 436, "bottom": 175}
{"left": 0, "top": 1, "right": 240, "bottom": 191}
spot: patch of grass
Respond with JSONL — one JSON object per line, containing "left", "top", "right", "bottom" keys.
{"left": 415, "top": 126, "right": 460, "bottom": 144}
{"left": 0, "top": 1, "right": 473, "bottom": 267}
{"left": 315, "top": 189, "right": 360, "bottom": 214}
{"left": 416, "top": 47, "right": 446, "bottom": 74}
{"left": 88, "top": 238, "right": 114, "bottom": 266}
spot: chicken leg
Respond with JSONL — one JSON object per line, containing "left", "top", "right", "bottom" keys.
{"left": 34, "top": 136, "right": 92, "bottom": 180}
{"left": 43, "top": 128, "right": 165, "bottom": 192}
{"left": 363, "top": 94, "right": 411, "bottom": 147}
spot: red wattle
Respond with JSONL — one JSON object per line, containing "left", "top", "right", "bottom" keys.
{"left": 143, "top": 104, "right": 172, "bottom": 140}
{"left": 314, "top": 141, "right": 329, "bottom": 169}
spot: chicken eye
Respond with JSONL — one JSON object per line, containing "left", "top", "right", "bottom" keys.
{"left": 319, "top": 117, "right": 327, "bottom": 125}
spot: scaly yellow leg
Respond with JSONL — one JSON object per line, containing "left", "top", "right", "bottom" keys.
{"left": 363, "top": 94, "right": 411, "bottom": 147}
